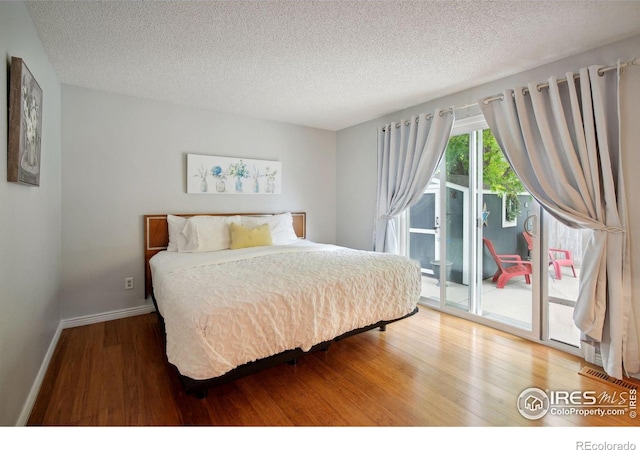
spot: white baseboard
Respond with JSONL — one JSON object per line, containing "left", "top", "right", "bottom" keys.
{"left": 17, "top": 303, "right": 156, "bottom": 426}
{"left": 16, "top": 321, "right": 64, "bottom": 427}
{"left": 61, "top": 303, "right": 156, "bottom": 329}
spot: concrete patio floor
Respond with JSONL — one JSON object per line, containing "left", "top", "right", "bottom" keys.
{"left": 420, "top": 264, "right": 581, "bottom": 347}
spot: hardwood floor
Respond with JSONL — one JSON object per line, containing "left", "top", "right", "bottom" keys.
{"left": 27, "top": 305, "right": 639, "bottom": 427}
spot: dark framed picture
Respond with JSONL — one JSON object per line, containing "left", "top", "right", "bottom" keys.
{"left": 8, "top": 57, "right": 43, "bottom": 186}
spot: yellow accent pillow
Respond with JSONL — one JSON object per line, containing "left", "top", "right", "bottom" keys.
{"left": 229, "top": 222, "right": 273, "bottom": 249}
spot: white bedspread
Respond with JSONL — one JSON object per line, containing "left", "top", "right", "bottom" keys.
{"left": 150, "top": 240, "right": 420, "bottom": 380}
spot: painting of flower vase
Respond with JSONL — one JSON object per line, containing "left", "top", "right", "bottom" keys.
{"left": 187, "top": 154, "right": 281, "bottom": 194}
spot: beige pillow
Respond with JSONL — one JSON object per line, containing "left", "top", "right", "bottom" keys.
{"left": 230, "top": 222, "right": 273, "bottom": 250}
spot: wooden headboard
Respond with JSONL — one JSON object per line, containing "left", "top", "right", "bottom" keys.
{"left": 143, "top": 212, "right": 306, "bottom": 298}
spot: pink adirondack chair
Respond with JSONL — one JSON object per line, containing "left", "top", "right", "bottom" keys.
{"left": 483, "top": 237, "right": 532, "bottom": 288}
{"left": 522, "top": 231, "right": 576, "bottom": 280}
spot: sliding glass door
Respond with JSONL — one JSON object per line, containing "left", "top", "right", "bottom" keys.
{"left": 407, "top": 115, "right": 587, "bottom": 356}
{"left": 407, "top": 119, "right": 539, "bottom": 337}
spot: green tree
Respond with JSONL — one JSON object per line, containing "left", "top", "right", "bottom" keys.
{"left": 445, "top": 133, "right": 469, "bottom": 176}
{"left": 445, "top": 130, "right": 524, "bottom": 221}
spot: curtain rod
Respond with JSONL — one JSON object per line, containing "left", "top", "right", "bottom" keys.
{"left": 382, "top": 56, "right": 638, "bottom": 131}
{"left": 381, "top": 107, "right": 456, "bottom": 131}
{"left": 482, "top": 57, "right": 639, "bottom": 105}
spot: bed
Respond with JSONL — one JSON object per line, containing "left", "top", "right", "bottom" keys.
{"left": 144, "top": 212, "right": 420, "bottom": 397}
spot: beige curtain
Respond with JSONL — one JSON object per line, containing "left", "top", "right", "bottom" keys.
{"left": 374, "top": 109, "right": 454, "bottom": 253}
{"left": 480, "top": 63, "right": 635, "bottom": 379}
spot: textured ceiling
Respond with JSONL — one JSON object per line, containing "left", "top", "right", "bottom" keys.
{"left": 25, "top": 0, "right": 640, "bottom": 131}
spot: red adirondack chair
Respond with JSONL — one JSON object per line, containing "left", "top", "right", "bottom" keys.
{"left": 483, "top": 237, "right": 532, "bottom": 288}
{"left": 522, "top": 231, "right": 576, "bottom": 280}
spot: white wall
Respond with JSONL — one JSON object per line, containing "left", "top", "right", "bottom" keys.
{"left": 0, "top": 2, "right": 62, "bottom": 426}
{"left": 61, "top": 86, "right": 336, "bottom": 319}
{"left": 336, "top": 34, "right": 640, "bottom": 251}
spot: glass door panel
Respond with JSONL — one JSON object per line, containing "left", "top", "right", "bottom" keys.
{"left": 480, "top": 191, "right": 536, "bottom": 329}
{"left": 478, "top": 129, "right": 534, "bottom": 330}
{"left": 443, "top": 133, "right": 471, "bottom": 311}
{"left": 545, "top": 212, "right": 584, "bottom": 347}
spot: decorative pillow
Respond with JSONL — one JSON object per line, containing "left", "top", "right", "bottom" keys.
{"left": 179, "top": 215, "right": 241, "bottom": 252}
{"left": 229, "top": 222, "right": 273, "bottom": 250}
{"left": 166, "top": 215, "right": 187, "bottom": 252}
{"left": 241, "top": 212, "right": 298, "bottom": 245}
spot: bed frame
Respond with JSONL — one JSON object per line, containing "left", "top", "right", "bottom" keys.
{"left": 143, "top": 211, "right": 418, "bottom": 398}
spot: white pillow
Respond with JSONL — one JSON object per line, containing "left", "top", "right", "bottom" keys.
{"left": 241, "top": 213, "right": 298, "bottom": 245}
{"left": 166, "top": 215, "right": 187, "bottom": 252}
{"left": 179, "top": 215, "right": 241, "bottom": 252}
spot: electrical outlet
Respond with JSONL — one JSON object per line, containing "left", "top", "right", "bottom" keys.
{"left": 125, "top": 277, "right": 134, "bottom": 290}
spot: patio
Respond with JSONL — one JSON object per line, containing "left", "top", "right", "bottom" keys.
{"left": 419, "top": 264, "right": 582, "bottom": 347}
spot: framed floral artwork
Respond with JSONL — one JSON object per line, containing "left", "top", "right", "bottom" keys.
{"left": 8, "top": 57, "right": 43, "bottom": 186}
{"left": 187, "top": 154, "right": 281, "bottom": 194}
